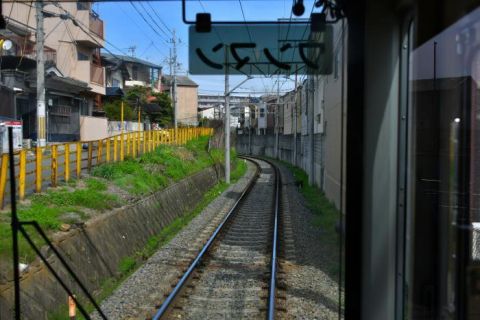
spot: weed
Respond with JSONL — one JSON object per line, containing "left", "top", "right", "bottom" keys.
{"left": 119, "top": 256, "right": 136, "bottom": 274}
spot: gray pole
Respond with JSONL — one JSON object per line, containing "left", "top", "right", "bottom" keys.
{"left": 293, "top": 71, "right": 298, "bottom": 166}
{"left": 309, "top": 78, "right": 314, "bottom": 185}
{"left": 36, "top": 0, "right": 46, "bottom": 147}
{"left": 275, "top": 75, "right": 280, "bottom": 159}
{"left": 172, "top": 29, "right": 178, "bottom": 129}
{"left": 224, "top": 45, "right": 230, "bottom": 184}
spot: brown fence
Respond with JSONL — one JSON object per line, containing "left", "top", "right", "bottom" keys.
{"left": 0, "top": 127, "right": 213, "bottom": 208}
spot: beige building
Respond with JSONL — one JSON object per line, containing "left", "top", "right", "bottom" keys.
{"left": 309, "top": 20, "right": 347, "bottom": 209}
{"left": 3, "top": 2, "right": 106, "bottom": 112}
{"left": 162, "top": 76, "right": 199, "bottom": 126}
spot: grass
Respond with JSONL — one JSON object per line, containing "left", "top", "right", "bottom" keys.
{"left": 281, "top": 161, "right": 342, "bottom": 278}
{"left": 48, "top": 155, "right": 248, "bottom": 319}
{"left": 0, "top": 136, "right": 226, "bottom": 275}
{"left": 91, "top": 136, "right": 220, "bottom": 195}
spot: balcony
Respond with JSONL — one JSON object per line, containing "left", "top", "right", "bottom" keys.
{"left": 90, "top": 63, "right": 104, "bottom": 86}
{"left": 89, "top": 11, "right": 104, "bottom": 39}
{"left": 74, "top": 10, "right": 105, "bottom": 48}
{"left": 23, "top": 46, "right": 57, "bottom": 65}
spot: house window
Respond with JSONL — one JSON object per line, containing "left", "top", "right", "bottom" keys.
{"left": 260, "top": 108, "right": 265, "bottom": 118}
{"left": 112, "top": 78, "right": 120, "bottom": 87}
{"left": 132, "top": 65, "right": 138, "bottom": 80}
{"left": 77, "top": 51, "right": 89, "bottom": 61}
{"left": 49, "top": 104, "right": 71, "bottom": 124}
{"left": 77, "top": 2, "right": 89, "bottom": 10}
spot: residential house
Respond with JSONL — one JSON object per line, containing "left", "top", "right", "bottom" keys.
{"left": 162, "top": 75, "right": 198, "bottom": 126}
{"left": 102, "top": 53, "right": 162, "bottom": 96}
{"left": 198, "top": 94, "right": 252, "bottom": 129}
{"left": 0, "top": 2, "right": 107, "bottom": 142}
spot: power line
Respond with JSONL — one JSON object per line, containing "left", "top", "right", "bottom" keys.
{"left": 138, "top": 1, "right": 171, "bottom": 39}
{"left": 129, "top": 1, "right": 169, "bottom": 44}
{"left": 48, "top": 2, "right": 128, "bottom": 58}
{"left": 117, "top": 4, "right": 169, "bottom": 60}
{"left": 146, "top": 2, "right": 173, "bottom": 35}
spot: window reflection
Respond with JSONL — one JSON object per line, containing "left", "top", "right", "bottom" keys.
{"left": 410, "top": 7, "right": 480, "bottom": 319}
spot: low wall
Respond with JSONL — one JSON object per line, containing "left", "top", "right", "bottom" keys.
{"left": 236, "top": 133, "right": 339, "bottom": 206}
{"left": 0, "top": 165, "right": 223, "bottom": 319}
{"left": 108, "top": 121, "right": 145, "bottom": 137}
{"left": 80, "top": 116, "right": 108, "bottom": 141}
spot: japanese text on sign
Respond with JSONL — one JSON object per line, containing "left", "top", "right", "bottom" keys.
{"left": 189, "top": 24, "right": 333, "bottom": 75}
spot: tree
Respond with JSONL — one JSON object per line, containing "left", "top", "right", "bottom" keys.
{"left": 124, "top": 85, "right": 148, "bottom": 105}
{"left": 150, "top": 92, "right": 173, "bottom": 127}
{"left": 104, "top": 99, "right": 135, "bottom": 121}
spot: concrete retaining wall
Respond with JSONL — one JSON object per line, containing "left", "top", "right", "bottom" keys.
{"left": 237, "top": 133, "right": 341, "bottom": 207}
{"left": 0, "top": 165, "right": 223, "bottom": 319}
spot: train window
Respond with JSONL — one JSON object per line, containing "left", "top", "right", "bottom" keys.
{"left": 408, "top": 7, "right": 480, "bottom": 319}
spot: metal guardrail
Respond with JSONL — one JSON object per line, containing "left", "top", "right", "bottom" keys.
{"left": 0, "top": 127, "right": 213, "bottom": 208}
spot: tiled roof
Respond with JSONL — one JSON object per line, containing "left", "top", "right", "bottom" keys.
{"left": 162, "top": 75, "right": 198, "bottom": 87}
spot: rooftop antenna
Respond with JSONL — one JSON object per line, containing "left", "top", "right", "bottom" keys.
{"left": 127, "top": 45, "right": 136, "bottom": 57}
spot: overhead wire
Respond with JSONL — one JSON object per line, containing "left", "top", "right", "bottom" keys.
{"left": 129, "top": 1, "right": 170, "bottom": 45}
{"left": 48, "top": 2, "right": 128, "bottom": 58}
{"left": 237, "top": 0, "right": 269, "bottom": 86}
{"left": 15, "top": 1, "right": 33, "bottom": 70}
{"left": 137, "top": 1, "right": 171, "bottom": 39}
{"left": 146, "top": 2, "right": 173, "bottom": 35}
{"left": 117, "top": 4, "right": 169, "bottom": 60}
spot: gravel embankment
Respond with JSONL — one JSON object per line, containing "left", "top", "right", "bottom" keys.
{"left": 276, "top": 162, "right": 343, "bottom": 320}
{"left": 91, "top": 160, "right": 257, "bottom": 320}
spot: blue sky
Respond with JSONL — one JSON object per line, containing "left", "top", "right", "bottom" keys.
{"left": 96, "top": 0, "right": 316, "bottom": 95}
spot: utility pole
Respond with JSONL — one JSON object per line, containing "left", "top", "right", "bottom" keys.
{"left": 293, "top": 69, "right": 298, "bottom": 166}
{"left": 275, "top": 75, "right": 280, "bottom": 159}
{"left": 224, "top": 45, "right": 230, "bottom": 184}
{"left": 36, "top": 0, "right": 46, "bottom": 147}
{"left": 172, "top": 29, "right": 178, "bottom": 129}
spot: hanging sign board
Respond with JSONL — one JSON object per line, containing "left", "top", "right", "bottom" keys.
{"left": 189, "top": 24, "right": 333, "bottom": 75}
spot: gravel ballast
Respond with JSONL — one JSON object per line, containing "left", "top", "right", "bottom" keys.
{"left": 91, "top": 160, "right": 257, "bottom": 319}
{"left": 276, "top": 162, "right": 342, "bottom": 320}
{"left": 91, "top": 158, "right": 342, "bottom": 319}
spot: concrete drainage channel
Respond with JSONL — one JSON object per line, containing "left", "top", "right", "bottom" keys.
{"left": 148, "top": 157, "right": 285, "bottom": 320}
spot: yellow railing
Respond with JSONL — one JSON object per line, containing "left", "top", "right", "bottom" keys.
{"left": 0, "top": 127, "right": 214, "bottom": 208}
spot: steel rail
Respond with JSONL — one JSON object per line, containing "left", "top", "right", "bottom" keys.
{"left": 235, "top": 155, "right": 281, "bottom": 320}
{"left": 152, "top": 158, "right": 260, "bottom": 320}
{"left": 268, "top": 162, "right": 280, "bottom": 320}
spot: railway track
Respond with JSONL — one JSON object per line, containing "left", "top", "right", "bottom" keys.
{"left": 151, "top": 157, "right": 282, "bottom": 320}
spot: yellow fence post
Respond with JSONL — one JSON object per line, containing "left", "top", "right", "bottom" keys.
{"left": 51, "top": 145, "right": 57, "bottom": 187}
{"left": 126, "top": 133, "right": 131, "bottom": 157}
{"left": 36, "top": 147, "right": 42, "bottom": 193}
{"left": 64, "top": 144, "right": 70, "bottom": 183}
{"left": 97, "top": 140, "right": 103, "bottom": 164}
{"left": 19, "top": 149, "right": 26, "bottom": 200}
{"left": 141, "top": 131, "right": 145, "bottom": 153}
{"left": 113, "top": 136, "right": 118, "bottom": 162}
{"left": 0, "top": 154, "right": 8, "bottom": 208}
{"left": 149, "top": 131, "right": 153, "bottom": 152}
{"left": 137, "top": 130, "right": 141, "bottom": 155}
{"left": 132, "top": 132, "right": 137, "bottom": 158}
{"left": 76, "top": 142, "right": 81, "bottom": 178}
{"left": 106, "top": 138, "right": 111, "bottom": 163}
{"left": 132, "top": 133, "right": 135, "bottom": 156}
{"left": 87, "top": 142, "right": 93, "bottom": 172}
{"left": 120, "top": 133, "right": 124, "bottom": 161}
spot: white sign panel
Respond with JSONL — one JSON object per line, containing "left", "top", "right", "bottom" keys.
{"left": 189, "top": 24, "right": 333, "bottom": 75}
